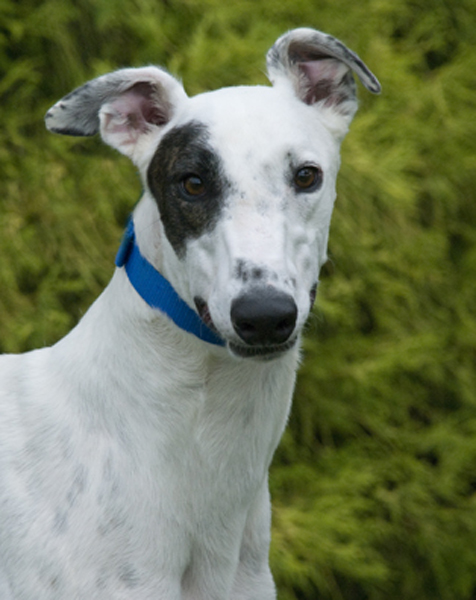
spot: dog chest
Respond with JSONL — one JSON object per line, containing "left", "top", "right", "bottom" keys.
{"left": 0, "top": 332, "right": 296, "bottom": 598}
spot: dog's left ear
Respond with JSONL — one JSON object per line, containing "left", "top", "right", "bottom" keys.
{"left": 45, "top": 67, "right": 187, "bottom": 162}
{"left": 267, "top": 28, "right": 380, "bottom": 134}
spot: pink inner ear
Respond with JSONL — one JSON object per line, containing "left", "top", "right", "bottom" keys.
{"left": 109, "top": 82, "right": 169, "bottom": 134}
{"left": 298, "top": 58, "right": 349, "bottom": 104}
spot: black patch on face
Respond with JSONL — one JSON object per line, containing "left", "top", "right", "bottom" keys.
{"left": 147, "top": 121, "right": 228, "bottom": 258}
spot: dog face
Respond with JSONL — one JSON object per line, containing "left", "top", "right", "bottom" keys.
{"left": 45, "top": 28, "right": 380, "bottom": 359}
{"left": 145, "top": 86, "right": 342, "bottom": 358}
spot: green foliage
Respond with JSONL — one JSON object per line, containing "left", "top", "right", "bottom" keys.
{"left": 1, "top": 0, "right": 475, "bottom": 598}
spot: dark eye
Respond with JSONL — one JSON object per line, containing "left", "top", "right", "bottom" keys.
{"left": 293, "top": 166, "right": 323, "bottom": 192}
{"left": 182, "top": 175, "right": 206, "bottom": 198}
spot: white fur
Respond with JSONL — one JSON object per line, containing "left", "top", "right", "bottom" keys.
{"left": 0, "top": 28, "right": 379, "bottom": 599}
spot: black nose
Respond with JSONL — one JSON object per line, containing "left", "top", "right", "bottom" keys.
{"left": 231, "top": 288, "right": 298, "bottom": 346}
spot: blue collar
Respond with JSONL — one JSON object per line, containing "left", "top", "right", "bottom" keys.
{"left": 115, "top": 219, "right": 225, "bottom": 347}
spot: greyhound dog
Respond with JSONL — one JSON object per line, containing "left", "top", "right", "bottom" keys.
{"left": 0, "top": 28, "right": 380, "bottom": 599}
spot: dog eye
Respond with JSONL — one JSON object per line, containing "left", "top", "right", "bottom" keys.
{"left": 182, "top": 175, "right": 206, "bottom": 198}
{"left": 293, "top": 166, "right": 323, "bottom": 192}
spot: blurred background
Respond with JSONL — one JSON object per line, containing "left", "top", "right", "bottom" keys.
{"left": 0, "top": 0, "right": 475, "bottom": 598}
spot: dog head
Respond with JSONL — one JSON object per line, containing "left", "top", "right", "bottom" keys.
{"left": 45, "top": 28, "right": 380, "bottom": 359}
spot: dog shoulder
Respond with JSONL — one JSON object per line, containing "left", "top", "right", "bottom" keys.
{"left": 0, "top": 349, "right": 59, "bottom": 460}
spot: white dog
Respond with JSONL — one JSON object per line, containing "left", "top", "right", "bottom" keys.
{"left": 0, "top": 28, "right": 380, "bottom": 599}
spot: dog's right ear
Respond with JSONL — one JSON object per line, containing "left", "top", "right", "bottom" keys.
{"left": 45, "top": 67, "right": 187, "bottom": 162}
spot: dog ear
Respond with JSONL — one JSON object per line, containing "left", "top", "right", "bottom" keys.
{"left": 45, "top": 67, "right": 187, "bottom": 161}
{"left": 266, "top": 28, "right": 380, "bottom": 133}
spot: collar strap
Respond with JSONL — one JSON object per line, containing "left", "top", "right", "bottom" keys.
{"left": 115, "top": 219, "right": 225, "bottom": 347}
